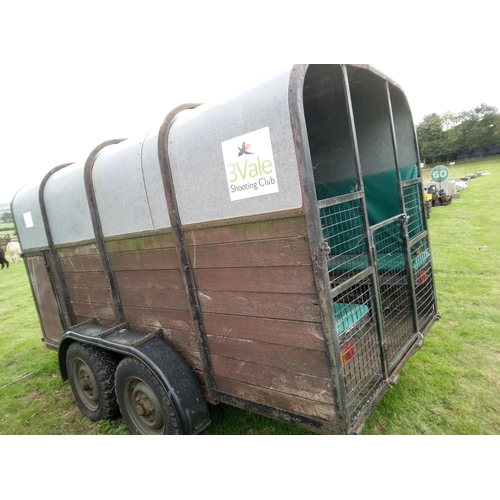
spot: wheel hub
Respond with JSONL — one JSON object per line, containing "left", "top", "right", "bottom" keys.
{"left": 79, "top": 375, "right": 93, "bottom": 392}
{"left": 125, "top": 380, "right": 164, "bottom": 430}
{"left": 71, "top": 359, "right": 99, "bottom": 411}
{"left": 135, "top": 395, "right": 155, "bottom": 418}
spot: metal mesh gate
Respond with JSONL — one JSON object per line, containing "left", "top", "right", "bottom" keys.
{"left": 403, "top": 181, "right": 437, "bottom": 332}
{"left": 372, "top": 218, "right": 416, "bottom": 368}
{"left": 318, "top": 182, "right": 438, "bottom": 423}
{"left": 411, "top": 238, "right": 436, "bottom": 331}
{"left": 319, "top": 195, "right": 384, "bottom": 422}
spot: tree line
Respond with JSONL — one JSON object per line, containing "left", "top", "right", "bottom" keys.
{"left": 416, "top": 103, "right": 500, "bottom": 164}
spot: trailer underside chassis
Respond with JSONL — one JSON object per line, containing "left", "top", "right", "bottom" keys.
{"left": 58, "top": 321, "right": 211, "bottom": 435}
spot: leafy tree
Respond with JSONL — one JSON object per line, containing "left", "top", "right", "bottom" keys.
{"left": 453, "top": 110, "right": 477, "bottom": 159}
{"left": 1, "top": 211, "right": 13, "bottom": 223}
{"left": 416, "top": 113, "right": 447, "bottom": 163}
{"left": 471, "top": 103, "right": 499, "bottom": 157}
{"left": 417, "top": 104, "right": 500, "bottom": 161}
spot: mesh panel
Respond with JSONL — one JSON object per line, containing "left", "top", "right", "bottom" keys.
{"left": 334, "top": 280, "right": 383, "bottom": 422}
{"left": 403, "top": 183, "right": 425, "bottom": 240}
{"left": 373, "top": 221, "right": 415, "bottom": 367}
{"left": 319, "top": 198, "right": 369, "bottom": 288}
{"left": 318, "top": 192, "right": 435, "bottom": 424}
{"left": 411, "top": 238, "right": 436, "bottom": 331}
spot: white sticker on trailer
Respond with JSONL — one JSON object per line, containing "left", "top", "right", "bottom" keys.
{"left": 23, "top": 211, "right": 34, "bottom": 228}
{"left": 221, "top": 126, "right": 279, "bottom": 201}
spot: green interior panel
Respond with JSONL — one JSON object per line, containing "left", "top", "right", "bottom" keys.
{"left": 334, "top": 302, "right": 369, "bottom": 336}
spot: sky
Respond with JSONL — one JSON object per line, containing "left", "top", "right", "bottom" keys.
{"left": 1, "top": 1, "right": 498, "bottom": 204}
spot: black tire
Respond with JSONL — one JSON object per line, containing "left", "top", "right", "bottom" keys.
{"left": 66, "top": 342, "right": 119, "bottom": 421}
{"left": 115, "top": 357, "right": 180, "bottom": 435}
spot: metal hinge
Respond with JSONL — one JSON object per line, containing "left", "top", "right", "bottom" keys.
{"left": 397, "top": 213, "right": 410, "bottom": 226}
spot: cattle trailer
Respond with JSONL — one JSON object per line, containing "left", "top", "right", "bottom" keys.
{"left": 12, "top": 64, "right": 439, "bottom": 434}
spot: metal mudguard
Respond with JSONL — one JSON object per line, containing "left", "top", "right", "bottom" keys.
{"left": 59, "top": 323, "right": 210, "bottom": 435}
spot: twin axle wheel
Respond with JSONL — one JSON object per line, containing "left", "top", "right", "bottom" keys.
{"left": 66, "top": 343, "right": 119, "bottom": 421}
{"left": 66, "top": 343, "right": 180, "bottom": 435}
{"left": 115, "top": 357, "right": 180, "bottom": 435}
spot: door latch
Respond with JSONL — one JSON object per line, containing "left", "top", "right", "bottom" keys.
{"left": 397, "top": 213, "right": 410, "bottom": 226}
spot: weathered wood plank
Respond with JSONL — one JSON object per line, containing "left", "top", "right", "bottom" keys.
{"left": 126, "top": 322, "right": 199, "bottom": 352}
{"left": 114, "top": 269, "right": 184, "bottom": 291}
{"left": 188, "top": 237, "right": 312, "bottom": 269}
{"left": 65, "top": 271, "right": 108, "bottom": 289}
{"left": 211, "top": 356, "right": 334, "bottom": 404}
{"left": 126, "top": 322, "right": 203, "bottom": 371}
{"left": 71, "top": 302, "right": 115, "bottom": 322}
{"left": 68, "top": 287, "right": 112, "bottom": 305}
{"left": 194, "top": 266, "right": 316, "bottom": 294}
{"left": 123, "top": 306, "right": 193, "bottom": 332}
{"left": 106, "top": 233, "right": 175, "bottom": 254}
{"left": 57, "top": 243, "right": 99, "bottom": 258}
{"left": 215, "top": 377, "right": 338, "bottom": 423}
{"left": 185, "top": 216, "right": 308, "bottom": 246}
{"left": 59, "top": 256, "right": 84, "bottom": 273}
{"left": 78, "top": 244, "right": 100, "bottom": 256}
{"left": 202, "top": 313, "right": 325, "bottom": 351}
{"left": 119, "top": 288, "right": 189, "bottom": 311}
{"left": 59, "top": 254, "right": 103, "bottom": 273}
{"left": 26, "top": 256, "right": 64, "bottom": 343}
{"left": 198, "top": 290, "right": 321, "bottom": 322}
{"left": 108, "top": 248, "right": 179, "bottom": 271}
{"left": 206, "top": 335, "right": 330, "bottom": 378}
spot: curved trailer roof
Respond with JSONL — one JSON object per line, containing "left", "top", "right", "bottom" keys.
{"left": 12, "top": 64, "right": 415, "bottom": 252}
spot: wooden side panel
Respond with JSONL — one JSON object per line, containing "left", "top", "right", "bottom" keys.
{"left": 187, "top": 216, "right": 338, "bottom": 425}
{"left": 105, "top": 234, "right": 201, "bottom": 373}
{"left": 57, "top": 243, "right": 115, "bottom": 325}
{"left": 26, "top": 254, "right": 64, "bottom": 344}
{"left": 51, "top": 217, "right": 338, "bottom": 425}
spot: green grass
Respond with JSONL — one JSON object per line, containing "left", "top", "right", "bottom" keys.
{"left": 0, "top": 263, "right": 130, "bottom": 434}
{"left": 1, "top": 159, "right": 499, "bottom": 435}
{"left": 364, "top": 159, "right": 500, "bottom": 434}
{"left": 0, "top": 222, "right": 16, "bottom": 237}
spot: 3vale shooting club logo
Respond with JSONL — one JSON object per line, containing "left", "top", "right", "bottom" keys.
{"left": 221, "top": 127, "right": 279, "bottom": 201}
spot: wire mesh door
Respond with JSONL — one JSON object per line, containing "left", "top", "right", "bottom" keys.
{"left": 371, "top": 215, "right": 419, "bottom": 370}
{"left": 402, "top": 180, "right": 438, "bottom": 333}
{"left": 319, "top": 194, "right": 385, "bottom": 423}
{"left": 318, "top": 182, "right": 437, "bottom": 422}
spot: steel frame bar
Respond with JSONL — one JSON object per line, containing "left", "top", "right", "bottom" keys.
{"left": 157, "top": 103, "right": 218, "bottom": 400}
{"left": 341, "top": 64, "right": 389, "bottom": 380}
{"left": 38, "top": 163, "right": 76, "bottom": 329}
{"left": 83, "top": 139, "right": 127, "bottom": 325}
{"left": 289, "top": 64, "right": 349, "bottom": 431}
{"left": 384, "top": 81, "right": 420, "bottom": 336}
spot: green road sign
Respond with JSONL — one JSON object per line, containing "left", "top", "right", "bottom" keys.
{"left": 430, "top": 165, "right": 450, "bottom": 182}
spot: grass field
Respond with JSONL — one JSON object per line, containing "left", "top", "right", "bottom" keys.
{"left": 1, "top": 159, "right": 499, "bottom": 435}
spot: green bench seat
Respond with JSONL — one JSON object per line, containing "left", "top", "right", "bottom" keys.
{"left": 334, "top": 302, "right": 369, "bottom": 336}
{"left": 328, "top": 250, "right": 430, "bottom": 273}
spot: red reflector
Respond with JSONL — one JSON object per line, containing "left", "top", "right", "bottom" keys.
{"left": 340, "top": 341, "right": 355, "bottom": 366}
{"left": 417, "top": 269, "right": 429, "bottom": 285}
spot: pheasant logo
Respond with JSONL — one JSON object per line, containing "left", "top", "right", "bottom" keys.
{"left": 222, "top": 127, "right": 279, "bottom": 201}
{"left": 238, "top": 142, "right": 254, "bottom": 156}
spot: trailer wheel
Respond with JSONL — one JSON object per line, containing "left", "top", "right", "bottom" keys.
{"left": 66, "top": 342, "right": 119, "bottom": 421}
{"left": 115, "top": 357, "right": 180, "bottom": 435}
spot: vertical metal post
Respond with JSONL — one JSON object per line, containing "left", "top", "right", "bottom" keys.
{"left": 384, "top": 81, "right": 406, "bottom": 214}
{"left": 157, "top": 103, "right": 218, "bottom": 399}
{"left": 83, "top": 139, "right": 127, "bottom": 325}
{"left": 39, "top": 163, "right": 76, "bottom": 329}
{"left": 409, "top": 98, "right": 439, "bottom": 323}
{"left": 341, "top": 64, "right": 389, "bottom": 379}
{"left": 288, "top": 64, "right": 349, "bottom": 432}
{"left": 385, "top": 81, "right": 419, "bottom": 334}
